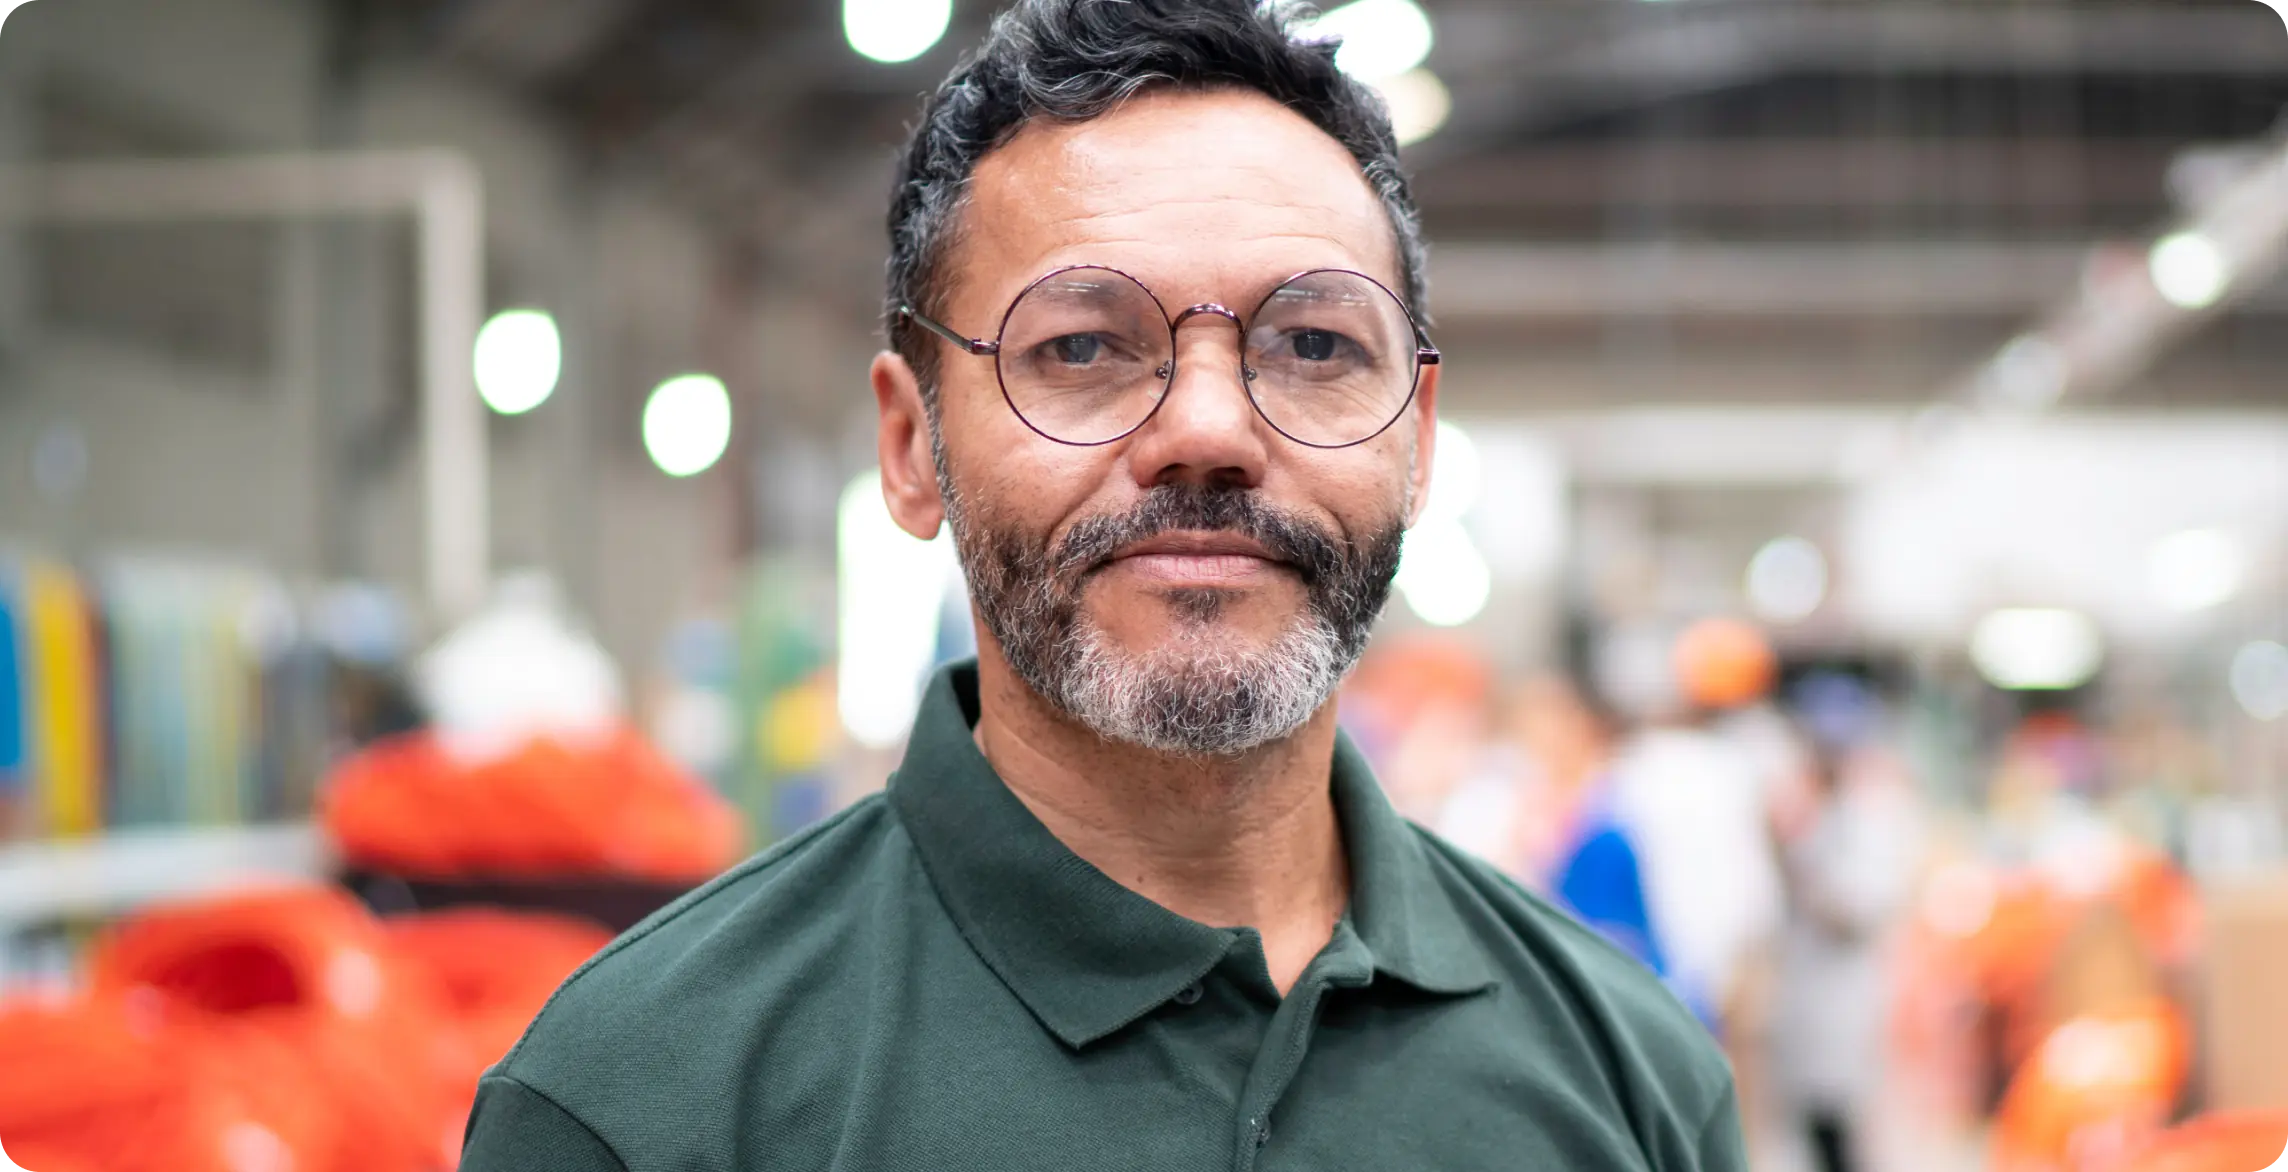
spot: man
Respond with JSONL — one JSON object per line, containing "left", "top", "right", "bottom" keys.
{"left": 459, "top": 2, "right": 1745, "bottom": 1168}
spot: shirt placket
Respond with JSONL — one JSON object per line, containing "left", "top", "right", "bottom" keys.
{"left": 1227, "top": 924, "right": 1376, "bottom": 1171}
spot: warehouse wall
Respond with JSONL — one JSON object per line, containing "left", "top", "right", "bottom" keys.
{"left": 0, "top": 0, "right": 735, "bottom": 669}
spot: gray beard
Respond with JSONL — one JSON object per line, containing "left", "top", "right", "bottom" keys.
{"left": 940, "top": 467, "right": 1403, "bottom": 758}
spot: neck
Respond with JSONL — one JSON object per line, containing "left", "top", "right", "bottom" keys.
{"left": 970, "top": 637, "right": 1350, "bottom": 994}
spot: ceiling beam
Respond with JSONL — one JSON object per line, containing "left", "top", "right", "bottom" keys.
{"left": 1422, "top": 4, "right": 2288, "bottom": 162}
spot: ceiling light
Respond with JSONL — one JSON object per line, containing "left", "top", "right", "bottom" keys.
{"left": 844, "top": 0, "right": 951, "bottom": 64}
{"left": 472, "top": 309, "right": 562, "bottom": 416}
{"left": 1970, "top": 608, "right": 2105, "bottom": 692}
{"left": 2149, "top": 231, "right": 2230, "bottom": 311}
{"left": 1303, "top": 0, "right": 1433, "bottom": 82}
{"left": 1745, "top": 536, "right": 1828, "bottom": 625}
{"left": 642, "top": 374, "right": 732, "bottom": 478}
{"left": 2147, "top": 528, "right": 2245, "bottom": 614}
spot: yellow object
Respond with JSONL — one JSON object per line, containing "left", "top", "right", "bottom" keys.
{"left": 26, "top": 562, "right": 102, "bottom": 836}
{"left": 761, "top": 678, "right": 838, "bottom": 774}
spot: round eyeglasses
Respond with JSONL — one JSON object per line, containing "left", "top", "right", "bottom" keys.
{"left": 897, "top": 265, "right": 1439, "bottom": 449}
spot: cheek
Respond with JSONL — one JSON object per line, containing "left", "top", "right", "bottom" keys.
{"left": 938, "top": 379, "right": 1110, "bottom": 530}
{"left": 1287, "top": 446, "right": 1415, "bottom": 540}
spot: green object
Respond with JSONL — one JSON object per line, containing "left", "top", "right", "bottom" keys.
{"left": 463, "top": 663, "right": 1745, "bottom": 1172}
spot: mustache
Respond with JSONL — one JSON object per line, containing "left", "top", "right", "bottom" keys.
{"left": 1049, "top": 485, "right": 1348, "bottom": 585}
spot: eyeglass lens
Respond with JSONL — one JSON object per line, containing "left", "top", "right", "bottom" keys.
{"left": 995, "top": 267, "right": 1421, "bottom": 447}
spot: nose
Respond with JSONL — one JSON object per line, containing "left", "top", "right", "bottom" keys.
{"left": 1123, "top": 306, "right": 1271, "bottom": 491}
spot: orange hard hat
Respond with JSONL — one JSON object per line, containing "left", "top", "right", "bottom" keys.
{"left": 1673, "top": 617, "right": 1778, "bottom": 710}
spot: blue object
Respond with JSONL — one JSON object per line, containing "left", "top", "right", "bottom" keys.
{"left": 0, "top": 563, "right": 24, "bottom": 794}
{"left": 1549, "top": 788, "right": 1717, "bottom": 1028}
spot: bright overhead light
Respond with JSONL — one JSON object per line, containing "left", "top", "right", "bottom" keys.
{"left": 838, "top": 469, "right": 959, "bottom": 748}
{"left": 1745, "top": 536, "right": 1828, "bottom": 625}
{"left": 1303, "top": 0, "right": 1433, "bottom": 82}
{"left": 1970, "top": 607, "right": 2105, "bottom": 692}
{"left": 2149, "top": 231, "right": 2230, "bottom": 311}
{"left": 472, "top": 309, "right": 562, "bottom": 416}
{"left": 2231, "top": 640, "right": 2288, "bottom": 722}
{"left": 844, "top": 0, "right": 951, "bottom": 64}
{"left": 1374, "top": 69, "right": 1452, "bottom": 147}
{"left": 1396, "top": 519, "right": 1492, "bottom": 628}
{"left": 642, "top": 374, "right": 732, "bottom": 478}
{"left": 2147, "top": 528, "right": 2245, "bottom": 614}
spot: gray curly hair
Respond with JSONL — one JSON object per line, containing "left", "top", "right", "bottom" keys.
{"left": 882, "top": 0, "right": 1429, "bottom": 404}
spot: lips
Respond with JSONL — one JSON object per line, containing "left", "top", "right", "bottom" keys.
{"left": 1112, "top": 532, "right": 1285, "bottom": 564}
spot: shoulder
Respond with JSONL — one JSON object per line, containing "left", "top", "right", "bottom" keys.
{"left": 494, "top": 794, "right": 913, "bottom": 1085}
{"left": 1406, "top": 825, "right": 1735, "bottom": 1114}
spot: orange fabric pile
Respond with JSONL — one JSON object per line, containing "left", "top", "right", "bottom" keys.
{"left": 383, "top": 908, "right": 615, "bottom": 1105}
{"left": 319, "top": 725, "right": 744, "bottom": 882}
{"left": 0, "top": 887, "right": 612, "bottom": 1172}
{"left": 2122, "top": 1111, "right": 2288, "bottom": 1172}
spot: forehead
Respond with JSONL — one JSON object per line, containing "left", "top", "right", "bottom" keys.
{"left": 956, "top": 87, "right": 1401, "bottom": 311}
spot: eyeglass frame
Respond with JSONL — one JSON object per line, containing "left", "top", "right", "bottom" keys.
{"left": 895, "top": 264, "right": 1441, "bottom": 450}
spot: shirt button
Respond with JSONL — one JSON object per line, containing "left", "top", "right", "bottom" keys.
{"left": 1173, "top": 981, "right": 1204, "bottom": 1006}
{"left": 1254, "top": 1119, "right": 1271, "bottom": 1147}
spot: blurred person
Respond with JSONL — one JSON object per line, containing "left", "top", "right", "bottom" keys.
{"left": 1598, "top": 623, "right": 1789, "bottom": 1027}
{"left": 1767, "top": 683, "right": 1921, "bottom": 1172}
{"left": 1482, "top": 676, "right": 1676, "bottom": 981}
{"left": 459, "top": 2, "right": 1746, "bottom": 1168}
{"left": 1595, "top": 620, "right": 1790, "bottom": 1149}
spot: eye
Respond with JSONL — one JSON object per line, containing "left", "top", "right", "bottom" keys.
{"left": 1290, "top": 329, "right": 1344, "bottom": 362}
{"left": 1050, "top": 334, "right": 1103, "bottom": 364}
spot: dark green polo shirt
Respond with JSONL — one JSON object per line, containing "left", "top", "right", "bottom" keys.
{"left": 461, "top": 663, "right": 1746, "bottom": 1171}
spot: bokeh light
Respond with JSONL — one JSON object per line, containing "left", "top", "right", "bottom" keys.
{"left": 1981, "top": 335, "right": 2069, "bottom": 411}
{"left": 641, "top": 374, "right": 733, "bottom": 478}
{"left": 2232, "top": 640, "right": 2288, "bottom": 722}
{"left": 1396, "top": 519, "right": 1492, "bottom": 628}
{"left": 2149, "top": 231, "right": 2230, "bottom": 311}
{"left": 1745, "top": 536, "right": 1829, "bottom": 625}
{"left": 1422, "top": 420, "right": 1482, "bottom": 524}
{"left": 2147, "top": 528, "right": 2246, "bottom": 614}
{"left": 1971, "top": 608, "right": 2105, "bottom": 691}
{"left": 836, "top": 470, "right": 958, "bottom": 748}
{"left": 843, "top": 0, "right": 951, "bottom": 64}
{"left": 472, "top": 309, "right": 562, "bottom": 416}
{"left": 1375, "top": 69, "right": 1452, "bottom": 147}
{"left": 1303, "top": 0, "right": 1433, "bottom": 82}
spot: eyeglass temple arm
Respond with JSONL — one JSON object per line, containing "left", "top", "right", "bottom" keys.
{"left": 897, "top": 305, "right": 1000, "bottom": 356}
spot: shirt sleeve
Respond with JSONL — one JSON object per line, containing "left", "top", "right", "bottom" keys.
{"left": 1690, "top": 1085, "right": 1752, "bottom": 1172}
{"left": 460, "top": 1074, "right": 629, "bottom": 1172}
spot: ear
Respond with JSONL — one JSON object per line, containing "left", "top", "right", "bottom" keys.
{"left": 1403, "top": 360, "right": 1440, "bottom": 529}
{"left": 872, "top": 351, "right": 947, "bottom": 541}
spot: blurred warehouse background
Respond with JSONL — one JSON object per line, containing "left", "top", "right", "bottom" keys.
{"left": 0, "top": 0, "right": 2285, "bottom": 1170}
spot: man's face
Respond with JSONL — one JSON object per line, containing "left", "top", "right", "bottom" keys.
{"left": 889, "top": 88, "right": 1438, "bottom": 755}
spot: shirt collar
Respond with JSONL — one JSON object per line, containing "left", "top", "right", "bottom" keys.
{"left": 890, "top": 662, "right": 1495, "bottom": 1050}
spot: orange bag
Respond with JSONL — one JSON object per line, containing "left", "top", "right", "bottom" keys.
{"left": 320, "top": 725, "right": 744, "bottom": 881}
